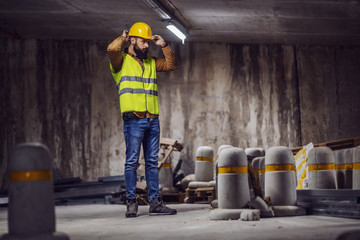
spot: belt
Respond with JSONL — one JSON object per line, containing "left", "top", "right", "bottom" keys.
{"left": 123, "top": 112, "right": 158, "bottom": 119}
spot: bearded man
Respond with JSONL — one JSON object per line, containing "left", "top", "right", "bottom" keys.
{"left": 107, "top": 22, "right": 178, "bottom": 218}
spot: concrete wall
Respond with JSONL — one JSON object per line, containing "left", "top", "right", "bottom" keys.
{"left": 296, "top": 46, "right": 360, "bottom": 143}
{"left": 1, "top": 39, "right": 360, "bottom": 189}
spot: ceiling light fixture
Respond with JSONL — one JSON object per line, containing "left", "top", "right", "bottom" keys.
{"left": 142, "top": 0, "right": 187, "bottom": 44}
{"left": 167, "top": 24, "right": 186, "bottom": 44}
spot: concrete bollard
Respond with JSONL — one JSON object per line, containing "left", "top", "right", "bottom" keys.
{"left": 158, "top": 148, "right": 177, "bottom": 193}
{"left": 265, "top": 146, "right": 296, "bottom": 206}
{"left": 307, "top": 147, "right": 337, "bottom": 189}
{"left": 218, "top": 147, "right": 249, "bottom": 209}
{"left": 1, "top": 143, "right": 69, "bottom": 240}
{"left": 251, "top": 157, "right": 260, "bottom": 173}
{"left": 211, "top": 145, "right": 233, "bottom": 208}
{"left": 342, "top": 148, "right": 353, "bottom": 189}
{"left": 258, "top": 157, "right": 265, "bottom": 190}
{"left": 245, "top": 148, "right": 265, "bottom": 159}
{"left": 195, "top": 146, "right": 214, "bottom": 182}
{"left": 215, "top": 145, "right": 232, "bottom": 192}
{"left": 215, "top": 145, "right": 233, "bottom": 181}
{"left": 335, "top": 149, "right": 353, "bottom": 189}
{"left": 353, "top": 146, "right": 360, "bottom": 189}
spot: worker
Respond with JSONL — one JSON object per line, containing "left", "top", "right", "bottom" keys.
{"left": 107, "top": 22, "right": 178, "bottom": 217}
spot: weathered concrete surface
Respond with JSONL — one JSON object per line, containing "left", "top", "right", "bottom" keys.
{"left": 1, "top": 0, "right": 360, "bottom": 45}
{"left": 158, "top": 43, "right": 301, "bottom": 173}
{"left": 1, "top": 204, "right": 360, "bottom": 240}
{"left": 0, "top": 39, "right": 124, "bottom": 189}
{"left": 1, "top": 39, "right": 360, "bottom": 190}
{"left": 296, "top": 46, "right": 360, "bottom": 144}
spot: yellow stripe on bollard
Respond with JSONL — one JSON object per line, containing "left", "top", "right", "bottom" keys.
{"left": 9, "top": 170, "right": 52, "bottom": 182}
{"left": 335, "top": 164, "right": 353, "bottom": 170}
{"left": 218, "top": 166, "right": 248, "bottom": 174}
{"left": 353, "top": 163, "right": 360, "bottom": 170}
{"left": 161, "top": 163, "right": 171, "bottom": 168}
{"left": 308, "top": 164, "right": 335, "bottom": 171}
{"left": 257, "top": 169, "right": 265, "bottom": 175}
{"left": 265, "top": 164, "right": 295, "bottom": 172}
{"left": 196, "top": 157, "right": 213, "bottom": 162}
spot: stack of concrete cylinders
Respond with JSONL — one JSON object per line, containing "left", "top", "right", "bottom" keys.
{"left": 307, "top": 147, "right": 337, "bottom": 189}
{"left": 4, "top": 143, "right": 69, "bottom": 240}
{"left": 353, "top": 146, "right": 360, "bottom": 189}
{"left": 218, "top": 147, "right": 250, "bottom": 209}
{"left": 335, "top": 149, "right": 353, "bottom": 189}
{"left": 265, "top": 146, "right": 296, "bottom": 206}
{"left": 158, "top": 148, "right": 177, "bottom": 192}
{"left": 195, "top": 146, "right": 214, "bottom": 181}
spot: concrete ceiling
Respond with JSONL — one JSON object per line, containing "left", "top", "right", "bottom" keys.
{"left": 0, "top": 0, "right": 359, "bottom": 45}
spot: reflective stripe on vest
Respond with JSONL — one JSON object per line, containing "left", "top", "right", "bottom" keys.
{"left": 110, "top": 52, "right": 158, "bottom": 115}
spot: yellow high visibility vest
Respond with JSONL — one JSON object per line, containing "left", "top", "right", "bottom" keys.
{"left": 110, "top": 52, "right": 159, "bottom": 115}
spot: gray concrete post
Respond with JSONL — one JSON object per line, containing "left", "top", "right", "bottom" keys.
{"left": 264, "top": 146, "right": 296, "bottom": 206}
{"left": 335, "top": 149, "right": 353, "bottom": 189}
{"left": 342, "top": 148, "right": 353, "bottom": 189}
{"left": 353, "top": 146, "right": 360, "bottom": 189}
{"left": 259, "top": 157, "right": 265, "bottom": 190}
{"left": 194, "top": 146, "right": 214, "bottom": 182}
{"left": 1, "top": 143, "right": 70, "bottom": 240}
{"left": 307, "top": 147, "right": 337, "bottom": 189}
{"left": 245, "top": 148, "right": 265, "bottom": 159}
{"left": 218, "top": 147, "right": 249, "bottom": 209}
{"left": 215, "top": 145, "right": 233, "bottom": 197}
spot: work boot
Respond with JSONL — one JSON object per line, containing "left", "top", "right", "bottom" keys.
{"left": 149, "top": 197, "right": 177, "bottom": 216}
{"left": 125, "top": 198, "right": 138, "bottom": 218}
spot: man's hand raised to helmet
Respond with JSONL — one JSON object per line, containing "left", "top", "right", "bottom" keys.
{"left": 122, "top": 30, "right": 129, "bottom": 42}
{"left": 151, "top": 35, "right": 167, "bottom": 48}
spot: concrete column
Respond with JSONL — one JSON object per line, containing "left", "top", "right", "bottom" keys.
{"left": 342, "top": 148, "right": 353, "bottom": 189}
{"left": 251, "top": 157, "right": 260, "bottom": 173}
{"left": 335, "top": 149, "right": 353, "bottom": 189}
{"left": 1, "top": 143, "right": 69, "bottom": 240}
{"left": 218, "top": 147, "right": 249, "bottom": 209}
{"left": 258, "top": 157, "right": 265, "bottom": 190}
{"left": 307, "top": 147, "right": 337, "bottom": 189}
{"left": 265, "top": 146, "right": 296, "bottom": 206}
{"left": 353, "top": 146, "right": 360, "bottom": 189}
{"left": 215, "top": 145, "right": 233, "bottom": 196}
{"left": 215, "top": 145, "right": 233, "bottom": 181}
{"left": 245, "top": 148, "right": 265, "bottom": 159}
{"left": 195, "top": 146, "right": 214, "bottom": 182}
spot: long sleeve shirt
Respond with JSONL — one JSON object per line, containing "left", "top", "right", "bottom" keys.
{"left": 107, "top": 36, "right": 178, "bottom": 73}
{"left": 107, "top": 36, "right": 178, "bottom": 118}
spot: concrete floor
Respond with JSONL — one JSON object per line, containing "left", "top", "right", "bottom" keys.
{"left": 1, "top": 204, "right": 360, "bottom": 240}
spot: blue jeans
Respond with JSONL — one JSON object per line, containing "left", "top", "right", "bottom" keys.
{"left": 123, "top": 116, "right": 160, "bottom": 202}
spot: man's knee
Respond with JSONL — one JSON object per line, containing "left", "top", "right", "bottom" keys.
{"left": 145, "top": 158, "right": 158, "bottom": 169}
{"left": 125, "top": 162, "right": 138, "bottom": 172}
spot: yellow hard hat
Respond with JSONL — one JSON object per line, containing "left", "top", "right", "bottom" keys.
{"left": 128, "top": 22, "right": 152, "bottom": 39}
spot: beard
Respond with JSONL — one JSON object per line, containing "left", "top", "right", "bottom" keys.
{"left": 134, "top": 42, "right": 148, "bottom": 60}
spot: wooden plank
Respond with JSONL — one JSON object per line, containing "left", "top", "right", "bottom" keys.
{"left": 158, "top": 146, "right": 175, "bottom": 170}
{"left": 292, "top": 137, "right": 360, "bottom": 154}
{"left": 162, "top": 192, "right": 185, "bottom": 204}
{"left": 185, "top": 187, "right": 216, "bottom": 204}
{"left": 160, "top": 137, "right": 177, "bottom": 146}
{"left": 160, "top": 138, "right": 183, "bottom": 151}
